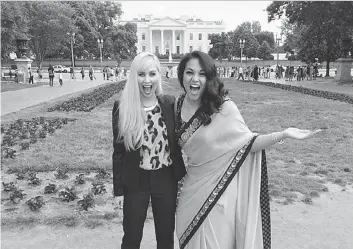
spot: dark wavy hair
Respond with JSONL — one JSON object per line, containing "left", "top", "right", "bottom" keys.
{"left": 177, "top": 51, "right": 227, "bottom": 125}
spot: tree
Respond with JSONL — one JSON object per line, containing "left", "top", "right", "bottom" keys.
{"left": 257, "top": 41, "right": 272, "bottom": 60}
{"left": 1, "top": 1, "right": 29, "bottom": 59}
{"left": 267, "top": 1, "right": 353, "bottom": 76}
{"left": 25, "top": 2, "right": 76, "bottom": 67}
{"left": 254, "top": 31, "right": 275, "bottom": 50}
{"left": 208, "top": 32, "right": 231, "bottom": 62}
{"left": 252, "top": 21, "right": 261, "bottom": 33}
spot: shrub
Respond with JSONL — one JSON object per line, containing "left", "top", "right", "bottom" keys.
{"left": 77, "top": 193, "right": 95, "bottom": 211}
{"left": 59, "top": 187, "right": 77, "bottom": 202}
{"left": 26, "top": 196, "right": 45, "bottom": 211}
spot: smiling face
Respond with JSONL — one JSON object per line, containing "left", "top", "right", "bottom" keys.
{"left": 137, "top": 57, "right": 160, "bottom": 100}
{"left": 183, "top": 58, "right": 207, "bottom": 102}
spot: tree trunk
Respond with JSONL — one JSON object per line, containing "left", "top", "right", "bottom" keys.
{"left": 326, "top": 58, "right": 330, "bottom": 77}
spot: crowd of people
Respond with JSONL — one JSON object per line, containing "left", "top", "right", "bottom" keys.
{"left": 215, "top": 63, "right": 321, "bottom": 82}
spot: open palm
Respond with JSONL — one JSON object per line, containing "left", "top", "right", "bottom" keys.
{"left": 285, "top": 127, "right": 322, "bottom": 140}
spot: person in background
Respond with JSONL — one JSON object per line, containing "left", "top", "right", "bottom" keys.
{"left": 237, "top": 66, "right": 244, "bottom": 81}
{"left": 80, "top": 67, "right": 85, "bottom": 80}
{"left": 59, "top": 71, "right": 63, "bottom": 86}
{"left": 69, "top": 66, "right": 75, "bottom": 81}
{"left": 112, "top": 52, "right": 186, "bottom": 249}
{"left": 48, "top": 64, "right": 54, "bottom": 87}
{"left": 89, "top": 66, "right": 94, "bottom": 80}
{"left": 28, "top": 67, "right": 34, "bottom": 84}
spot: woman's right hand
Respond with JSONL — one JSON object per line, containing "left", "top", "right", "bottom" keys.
{"left": 113, "top": 196, "right": 124, "bottom": 210}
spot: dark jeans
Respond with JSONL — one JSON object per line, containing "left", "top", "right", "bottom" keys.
{"left": 237, "top": 73, "right": 244, "bottom": 80}
{"left": 121, "top": 167, "right": 177, "bottom": 249}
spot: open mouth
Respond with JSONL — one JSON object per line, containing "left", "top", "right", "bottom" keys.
{"left": 143, "top": 85, "right": 152, "bottom": 94}
{"left": 190, "top": 84, "right": 200, "bottom": 94}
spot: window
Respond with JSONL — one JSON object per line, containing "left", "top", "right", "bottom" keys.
{"left": 199, "top": 34, "right": 202, "bottom": 40}
{"left": 176, "top": 34, "right": 180, "bottom": 40}
{"left": 190, "top": 33, "right": 193, "bottom": 40}
{"left": 189, "top": 46, "right": 193, "bottom": 53}
{"left": 142, "top": 33, "right": 145, "bottom": 40}
{"left": 142, "top": 46, "right": 146, "bottom": 52}
{"left": 176, "top": 46, "right": 180, "bottom": 54}
{"left": 155, "top": 46, "right": 159, "bottom": 54}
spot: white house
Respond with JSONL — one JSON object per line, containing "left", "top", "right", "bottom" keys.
{"left": 119, "top": 15, "right": 226, "bottom": 54}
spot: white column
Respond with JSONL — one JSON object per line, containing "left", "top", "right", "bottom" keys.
{"left": 161, "top": 30, "right": 164, "bottom": 54}
{"left": 172, "top": 30, "right": 175, "bottom": 54}
{"left": 149, "top": 29, "right": 153, "bottom": 53}
{"left": 183, "top": 29, "right": 187, "bottom": 54}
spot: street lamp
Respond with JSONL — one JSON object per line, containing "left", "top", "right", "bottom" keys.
{"left": 239, "top": 39, "right": 245, "bottom": 65}
{"left": 275, "top": 33, "right": 282, "bottom": 67}
{"left": 97, "top": 38, "right": 103, "bottom": 76}
{"left": 67, "top": 33, "right": 75, "bottom": 70}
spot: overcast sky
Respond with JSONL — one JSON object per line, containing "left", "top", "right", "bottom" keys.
{"left": 119, "top": 1, "right": 283, "bottom": 34}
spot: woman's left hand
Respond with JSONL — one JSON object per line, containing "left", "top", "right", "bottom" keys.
{"left": 284, "top": 127, "right": 322, "bottom": 140}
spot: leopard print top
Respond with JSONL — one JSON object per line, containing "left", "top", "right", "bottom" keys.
{"left": 140, "top": 102, "right": 173, "bottom": 170}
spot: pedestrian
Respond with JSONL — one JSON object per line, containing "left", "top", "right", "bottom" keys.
{"left": 9, "top": 68, "right": 13, "bottom": 79}
{"left": 89, "top": 66, "right": 94, "bottom": 80}
{"left": 237, "top": 66, "right": 244, "bottom": 80}
{"left": 37, "top": 67, "right": 43, "bottom": 80}
{"left": 59, "top": 71, "right": 63, "bottom": 86}
{"left": 103, "top": 66, "right": 107, "bottom": 80}
{"left": 112, "top": 52, "right": 186, "bottom": 249}
{"left": 80, "top": 67, "right": 85, "bottom": 80}
{"left": 48, "top": 64, "right": 54, "bottom": 87}
{"left": 28, "top": 67, "right": 34, "bottom": 84}
{"left": 174, "top": 51, "right": 322, "bottom": 249}
{"left": 69, "top": 66, "right": 74, "bottom": 81}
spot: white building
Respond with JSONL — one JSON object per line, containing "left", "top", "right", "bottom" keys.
{"left": 119, "top": 15, "right": 226, "bottom": 54}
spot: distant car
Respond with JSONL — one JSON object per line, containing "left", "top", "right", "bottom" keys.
{"left": 53, "top": 65, "right": 70, "bottom": 73}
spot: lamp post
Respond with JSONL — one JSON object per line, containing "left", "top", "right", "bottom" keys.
{"left": 67, "top": 33, "right": 75, "bottom": 70}
{"left": 97, "top": 38, "right": 103, "bottom": 76}
{"left": 239, "top": 39, "right": 245, "bottom": 65}
{"left": 275, "top": 33, "right": 282, "bottom": 67}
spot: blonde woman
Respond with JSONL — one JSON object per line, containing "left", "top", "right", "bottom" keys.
{"left": 112, "top": 52, "right": 186, "bottom": 249}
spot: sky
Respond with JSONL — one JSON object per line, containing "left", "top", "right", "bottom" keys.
{"left": 118, "top": 1, "right": 283, "bottom": 34}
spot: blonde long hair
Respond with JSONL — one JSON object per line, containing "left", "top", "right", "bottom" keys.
{"left": 118, "top": 52, "right": 162, "bottom": 151}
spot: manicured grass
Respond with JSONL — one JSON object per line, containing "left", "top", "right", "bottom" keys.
{"left": 1, "top": 77, "right": 352, "bottom": 217}
{"left": 1, "top": 82, "right": 45, "bottom": 92}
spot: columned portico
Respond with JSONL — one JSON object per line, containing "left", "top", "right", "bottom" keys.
{"left": 149, "top": 30, "right": 153, "bottom": 52}
{"left": 172, "top": 30, "right": 175, "bottom": 54}
{"left": 161, "top": 30, "right": 164, "bottom": 54}
{"left": 121, "top": 16, "right": 225, "bottom": 55}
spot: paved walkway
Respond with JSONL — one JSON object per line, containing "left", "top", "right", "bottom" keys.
{"left": 2, "top": 73, "right": 352, "bottom": 117}
{"left": 257, "top": 77, "right": 353, "bottom": 96}
{"left": 1, "top": 74, "right": 122, "bottom": 116}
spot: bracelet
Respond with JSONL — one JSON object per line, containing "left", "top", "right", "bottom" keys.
{"left": 272, "top": 132, "right": 285, "bottom": 144}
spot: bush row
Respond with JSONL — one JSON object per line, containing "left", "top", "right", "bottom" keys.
{"left": 47, "top": 80, "right": 126, "bottom": 112}
{"left": 254, "top": 81, "right": 353, "bottom": 104}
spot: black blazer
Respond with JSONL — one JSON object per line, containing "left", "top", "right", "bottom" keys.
{"left": 112, "top": 94, "right": 186, "bottom": 196}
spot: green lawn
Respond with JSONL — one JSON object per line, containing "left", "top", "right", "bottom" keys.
{"left": 2, "top": 78, "right": 352, "bottom": 205}
{"left": 1, "top": 82, "right": 45, "bottom": 92}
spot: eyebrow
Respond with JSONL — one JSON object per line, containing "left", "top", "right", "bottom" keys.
{"left": 186, "top": 68, "right": 204, "bottom": 72}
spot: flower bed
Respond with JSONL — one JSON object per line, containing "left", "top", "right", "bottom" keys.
{"left": 47, "top": 80, "right": 126, "bottom": 112}
{"left": 1, "top": 117, "right": 76, "bottom": 160}
{"left": 254, "top": 81, "right": 353, "bottom": 104}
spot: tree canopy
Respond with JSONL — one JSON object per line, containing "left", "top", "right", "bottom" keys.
{"left": 1, "top": 1, "right": 137, "bottom": 66}
{"left": 267, "top": 1, "right": 353, "bottom": 75}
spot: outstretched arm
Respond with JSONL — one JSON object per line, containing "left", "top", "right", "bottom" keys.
{"left": 250, "top": 128, "right": 322, "bottom": 153}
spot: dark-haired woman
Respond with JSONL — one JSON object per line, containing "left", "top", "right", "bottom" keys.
{"left": 174, "top": 51, "right": 321, "bottom": 249}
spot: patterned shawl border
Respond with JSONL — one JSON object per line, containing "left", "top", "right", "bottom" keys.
{"left": 175, "top": 93, "right": 205, "bottom": 148}
{"left": 179, "top": 135, "right": 258, "bottom": 249}
{"left": 260, "top": 150, "right": 271, "bottom": 249}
